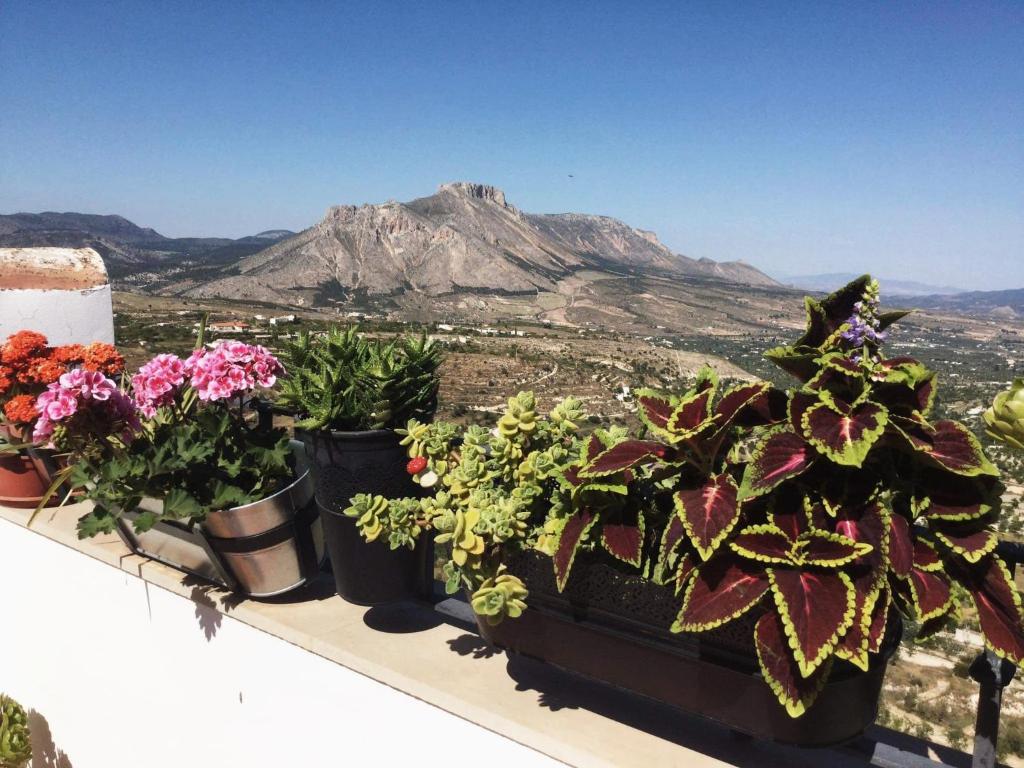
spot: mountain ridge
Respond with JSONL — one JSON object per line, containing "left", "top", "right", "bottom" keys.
{"left": 179, "top": 182, "right": 778, "bottom": 304}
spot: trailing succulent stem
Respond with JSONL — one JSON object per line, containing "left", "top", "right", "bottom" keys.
{"left": 0, "top": 695, "right": 31, "bottom": 768}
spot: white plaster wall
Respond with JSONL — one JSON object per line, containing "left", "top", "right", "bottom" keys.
{"left": 0, "top": 286, "right": 115, "bottom": 345}
{"left": 0, "top": 519, "right": 559, "bottom": 768}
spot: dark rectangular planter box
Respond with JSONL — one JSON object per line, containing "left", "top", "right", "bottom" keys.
{"left": 476, "top": 549, "right": 898, "bottom": 747}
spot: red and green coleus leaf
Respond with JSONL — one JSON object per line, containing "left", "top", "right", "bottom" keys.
{"left": 730, "top": 523, "right": 794, "bottom": 564}
{"left": 958, "top": 556, "right": 1024, "bottom": 663}
{"left": 888, "top": 513, "right": 914, "bottom": 578}
{"left": 672, "top": 556, "right": 770, "bottom": 632}
{"left": 931, "top": 522, "right": 998, "bottom": 564}
{"left": 715, "top": 382, "right": 772, "bottom": 430}
{"left": 768, "top": 568, "right": 857, "bottom": 678}
{"left": 893, "top": 419, "right": 999, "bottom": 477}
{"left": 653, "top": 513, "right": 687, "bottom": 584}
{"left": 799, "top": 398, "right": 888, "bottom": 468}
{"left": 866, "top": 586, "right": 892, "bottom": 654}
{"left": 665, "top": 387, "right": 717, "bottom": 439}
{"left": 915, "top": 473, "right": 1002, "bottom": 522}
{"left": 601, "top": 510, "right": 645, "bottom": 567}
{"left": 912, "top": 537, "right": 944, "bottom": 572}
{"left": 578, "top": 439, "right": 667, "bottom": 478}
{"left": 675, "top": 474, "right": 741, "bottom": 561}
{"left": 797, "top": 530, "right": 873, "bottom": 568}
{"left": 675, "top": 552, "right": 697, "bottom": 595}
{"left": 835, "top": 501, "right": 890, "bottom": 574}
{"left": 894, "top": 567, "right": 955, "bottom": 622}
{"left": 553, "top": 509, "right": 597, "bottom": 592}
{"left": 755, "top": 611, "right": 834, "bottom": 718}
{"left": 634, "top": 388, "right": 678, "bottom": 440}
{"left": 738, "top": 429, "right": 815, "bottom": 500}
{"left": 834, "top": 579, "right": 886, "bottom": 671}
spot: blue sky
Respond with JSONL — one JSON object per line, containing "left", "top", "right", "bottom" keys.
{"left": 1, "top": 1, "right": 1021, "bottom": 290}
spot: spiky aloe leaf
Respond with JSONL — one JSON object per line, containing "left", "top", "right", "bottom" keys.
{"left": 553, "top": 509, "right": 597, "bottom": 592}
{"left": 739, "top": 429, "right": 815, "bottom": 500}
{"left": 755, "top": 611, "right": 833, "bottom": 718}
{"left": 674, "top": 474, "right": 740, "bottom": 561}
{"left": 800, "top": 398, "right": 888, "bottom": 468}
{"left": 578, "top": 439, "right": 666, "bottom": 478}
{"left": 959, "top": 556, "right": 1024, "bottom": 663}
{"left": 768, "top": 568, "right": 856, "bottom": 678}
{"left": 672, "top": 556, "right": 769, "bottom": 632}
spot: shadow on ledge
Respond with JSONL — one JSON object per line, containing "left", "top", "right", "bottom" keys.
{"left": 501, "top": 653, "right": 970, "bottom": 768}
{"left": 362, "top": 601, "right": 443, "bottom": 634}
{"left": 447, "top": 632, "right": 502, "bottom": 660}
{"left": 28, "top": 710, "right": 74, "bottom": 768}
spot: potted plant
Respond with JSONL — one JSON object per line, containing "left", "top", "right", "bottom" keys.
{"left": 0, "top": 694, "right": 31, "bottom": 768}
{"left": 278, "top": 326, "right": 441, "bottom": 604}
{"left": 0, "top": 330, "right": 123, "bottom": 508}
{"left": 41, "top": 341, "right": 324, "bottom": 598}
{"left": 353, "top": 277, "right": 1024, "bottom": 746}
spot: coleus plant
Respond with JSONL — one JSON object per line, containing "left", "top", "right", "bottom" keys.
{"left": 568, "top": 276, "right": 1024, "bottom": 717}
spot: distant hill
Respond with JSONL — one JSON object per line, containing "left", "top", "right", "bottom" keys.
{"left": 904, "top": 288, "right": 1024, "bottom": 319}
{"left": 0, "top": 213, "right": 294, "bottom": 277}
{"left": 180, "top": 182, "right": 778, "bottom": 304}
{"left": 779, "top": 272, "right": 963, "bottom": 297}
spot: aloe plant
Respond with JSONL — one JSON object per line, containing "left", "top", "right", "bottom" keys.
{"left": 0, "top": 695, "right": 31, "bottom": 768}
{"left": 278, "top": 327, "right": 442, "bottom": 431}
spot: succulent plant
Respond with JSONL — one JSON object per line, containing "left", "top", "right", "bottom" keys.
{"left": 984, "top": 379, "right": 1024, "bottom": 450}
{"left": 278, "top": 327, "right": 441, "bottom": 431}
{"left": 0, "top": 695, "right": 31, "bottom": 768}
{"left": 436, "top": 507, "right": 486, "bottom": 567}
{"left": 345, "top": 493, "right": 389, "bottom": 543}
{"left": 471, "top": 569, "right": 529, "bottom": 625}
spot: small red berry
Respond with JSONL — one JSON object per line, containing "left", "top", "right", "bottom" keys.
{"left": 407, "top": 456, "right": 428, "bottom": 475}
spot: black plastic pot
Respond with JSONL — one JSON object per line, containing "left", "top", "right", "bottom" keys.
{"left": 477, "top": 549, "right": 900, "bottom": 747}
{"left": 296, "top": 428, "right": 429, "bottom": 604}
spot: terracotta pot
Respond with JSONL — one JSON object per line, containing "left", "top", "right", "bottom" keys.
{"left": 0, "top": 424, "right": 59, "bottom": 509}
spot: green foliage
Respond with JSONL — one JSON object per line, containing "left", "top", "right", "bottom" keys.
{"left": 75, "top": 405, "right": 293, "bottom": 536}
{"left": 278, "top": 326, "right": 441, "bottom": 431}
{"left": 985, "top": 378, "right": 1024, "bottom": 450}
{"left": 0, "top": 695, "right": 31, "bottom": 768}
{"left": 471, "top": 567, "right": 529, "bottom": 625}
{"left": 345, "top": 493, "right": 425, "bottom": 550}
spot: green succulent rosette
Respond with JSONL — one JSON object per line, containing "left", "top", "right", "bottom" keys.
{"left": 0, "top": 695, "right": 32, "bottom": 768}
{"left": 985, "top": 379, "right": 1024, "bottom": 450}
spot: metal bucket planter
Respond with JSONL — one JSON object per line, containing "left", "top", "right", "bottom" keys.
{"left": 476, "top": 549, "right": 900, "bottom": 747}
{"left": 116, "top": 441, "right": 325, "bottom": 598}
{"left": 296, "top": 428, "right": 431, "bottom": 605}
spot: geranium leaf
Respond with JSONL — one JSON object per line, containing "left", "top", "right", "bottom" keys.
{"left": 962, "top": 557, "right": 1024, "bottom": 663}
{"left": 601, "top": 512, "right": 645, "bottom": 567}
{"left": 888, "top": 513, "right": 913, "bottom": 578}
{"left": 675, "top": 474, "right": 741, "bottom": 561}
{"left": 553, "top": 509, "right": 597, "bottom": 592}
{"left": 800, "top": 399, "right": 888, "bottom": 467}
{"left": 729, "top": 523, "right": 794, "bottom": 564}
{"left": 739, "top": 429, "right": 814, "bottom": 500}
{"left": 768, "top": 568, "right": 856, "bottom": 678}
{"left": 672, "top": 556, "right": 769, "bottom": 632}
{"left": 755, "top": 611, "right": 833, "bottom": 718}
{"left": 578, "top": 439, "right": 666, "bottom": 478}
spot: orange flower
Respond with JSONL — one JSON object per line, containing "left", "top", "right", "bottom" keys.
{"left": 23, "top": 356, "right": 66, "bottom": 385}
{"left": 52, "top": 344, "right": 86, "bottom": 365}
{"left": 1, "top": 330, "right": 49, "bottom": 366}
{"left": 0, "top": 364, "right": 13, "bottom": 395}
{"left": 81, "top": 342, "right": 124, "bottom": 375}
{"left": 3, "top": 394, "right": 38, "bottom": 425}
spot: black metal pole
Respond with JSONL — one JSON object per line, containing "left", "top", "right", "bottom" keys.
{"left": 969, "top": 650, "right": 1016, "bottom": 768}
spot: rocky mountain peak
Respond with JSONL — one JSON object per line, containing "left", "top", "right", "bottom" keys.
{"left": 438, "top": 182, "right": 508, "bottom": 207}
